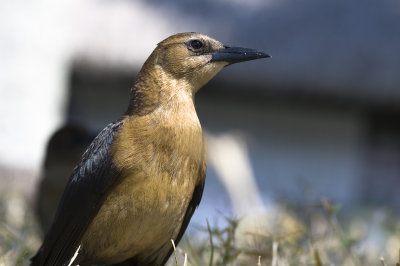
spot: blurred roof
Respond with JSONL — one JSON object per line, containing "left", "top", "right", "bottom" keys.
{"left": 70, "top": 0, "right": 400, "bottom": 103}
{"left": 3, "top": 0, "right": 398, "bottom": 170}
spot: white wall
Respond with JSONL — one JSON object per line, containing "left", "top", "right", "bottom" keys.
{"left": 0, "top": 0, "right": 207, "bottom": 171}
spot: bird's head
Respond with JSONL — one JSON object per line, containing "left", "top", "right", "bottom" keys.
{"left": 144, "top": 32, "right": 270, "bottom": 93}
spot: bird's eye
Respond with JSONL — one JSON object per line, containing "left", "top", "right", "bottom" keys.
{"left": 189, "top": 39, "right": 204, "bottom": 50}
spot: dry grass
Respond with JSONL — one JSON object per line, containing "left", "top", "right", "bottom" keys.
{"left": 169, "top": 200, "right": 400, "bottom": 266}
{"left": 1, "top": 191, "right": 400, "bottom": 266}
{"left": 0, "top": 191, "right": 41, "bottom": 266}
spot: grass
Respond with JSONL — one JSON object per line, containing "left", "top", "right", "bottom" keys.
{"left": 0, "top": 190, "right": 41, "bottom": 266}
{"left": 1, "top": 190, "right": 400, "bottom": 266}
{"left": 169, "top": 200, "right": 400, "bottom": 266}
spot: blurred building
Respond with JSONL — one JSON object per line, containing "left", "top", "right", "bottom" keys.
{"left": 35, "top": 124, "right": 94, "bottom": 234}
{"left": 1, "top": 0, "right": 400, "bottom": 224}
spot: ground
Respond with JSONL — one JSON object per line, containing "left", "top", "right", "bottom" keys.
{"left": 1, "top": 165, "right": 400, "bottom": 266}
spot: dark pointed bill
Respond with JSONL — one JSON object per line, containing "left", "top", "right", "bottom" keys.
{"left": 210, "top": 46, "right": 270, "bottom": 64}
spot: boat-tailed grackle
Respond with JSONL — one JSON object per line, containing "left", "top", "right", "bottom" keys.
{"left": 31, "top": 32, "right": 269, "bottom": 266}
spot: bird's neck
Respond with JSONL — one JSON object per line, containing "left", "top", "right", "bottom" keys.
{"left": 126, "top": 64, "right": 195, "bottom": 117}
{"left": 115, "top": 64, "right": 204, "bottom": 175}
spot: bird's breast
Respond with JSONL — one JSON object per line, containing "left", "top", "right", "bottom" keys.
{"left": 80, "top": 106, "right": 206, "bottom": 264}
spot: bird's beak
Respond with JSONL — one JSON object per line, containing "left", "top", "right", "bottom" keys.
{"left": 210, "top": 46, "right": 270, "bottom": 64}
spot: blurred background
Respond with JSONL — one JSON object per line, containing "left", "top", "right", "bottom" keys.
{"left": 1, "top": 0, "right": 400, "bottom": 264}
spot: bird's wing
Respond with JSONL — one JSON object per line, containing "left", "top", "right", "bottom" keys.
{"left": 31, "top": 120, "right": 124, "bottom": 266}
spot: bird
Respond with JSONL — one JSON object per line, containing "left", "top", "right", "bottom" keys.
{"left": 31, "top": 32, "right": 269, "bottom": 266}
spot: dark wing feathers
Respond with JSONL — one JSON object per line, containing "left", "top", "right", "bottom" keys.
{"left": 31, "top": 120, "right": 123, "bottom": 266}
